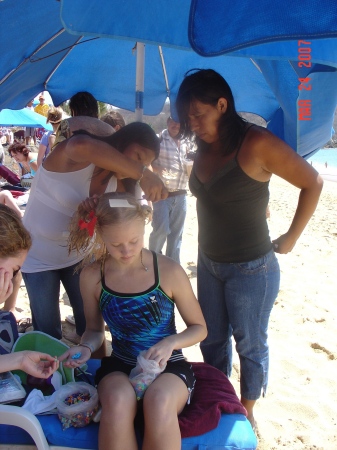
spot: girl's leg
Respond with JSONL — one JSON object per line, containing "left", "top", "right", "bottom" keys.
{"left": 98, "top": 372, "right": 138, "bottom": 450}
{"left": 142, "top": 373, "right": 188, "bottom": 450}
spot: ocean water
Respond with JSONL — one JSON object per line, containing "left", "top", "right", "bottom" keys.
{"left": 307, "top": 148, "right": 337, "bottom": 182}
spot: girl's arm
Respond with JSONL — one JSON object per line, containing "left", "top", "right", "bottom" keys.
{"left": 28, "top": 155, "right": 38, "bottom": 175}
{"left": 59, "top": 264, "right": 105, "bottom": 368}
{"left": 0, "top": 351, "right": 59, "bottom": 378}
{"left": 48, "top": 132, "right": 56, "bottom": 150}
{"left": 144, "top": 257, "right": 207, "bottom": 367}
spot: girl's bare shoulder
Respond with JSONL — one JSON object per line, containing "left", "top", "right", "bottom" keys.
{"left": 81, "top": 261, "right": 101, "bottom": 281}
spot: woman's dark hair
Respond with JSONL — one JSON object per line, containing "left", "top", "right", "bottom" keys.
{"left": 176, "top": 69, "right": 246, "bottom": 155}
{"left": 69, "top": 92, "right": 98, "bottom": 118}
{"left": 72, "top": 122, "right": 160, "bottom": 194}
{"left": 107, "top": 122, "right": 160, "bottom": 159}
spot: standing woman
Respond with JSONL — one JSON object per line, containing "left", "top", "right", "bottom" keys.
{"left": 37, "top": 106, "right": 63, "bottom": 168}
{"left": 21, "top": 122, "right": 164, "bottom": 343}
{"left": 8, "top": 143, "right": 37, "bottom": 178}
{"left": 175, "top": 69, "right": 323, "bottom": 428}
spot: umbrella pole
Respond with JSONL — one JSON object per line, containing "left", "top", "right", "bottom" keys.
{"left": 135, "top": 42, "right": 145, "bottom": 122}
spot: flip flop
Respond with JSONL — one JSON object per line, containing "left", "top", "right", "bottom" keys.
{"left": 65, "top": 315, "right": 76, "bottom": 325}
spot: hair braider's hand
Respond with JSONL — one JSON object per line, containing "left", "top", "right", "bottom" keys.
{"left": 140, "top": 169, "right": 168, "bottom": 202}
{"left": 78, "top": 195, "right": 99, "bottom": 215}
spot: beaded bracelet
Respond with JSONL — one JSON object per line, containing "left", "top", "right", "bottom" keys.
{"left": 77, "top": 342, "right": 94, "bottom": 354}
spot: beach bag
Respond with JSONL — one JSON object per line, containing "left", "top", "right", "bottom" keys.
{"left": 11, "top": 331, "right": 76, "bottom": 385}
{"left": 128, "top": 351, "right": 166, "bottom": 400}
{"left": 0, "top": 311, "right": 18, "bottom": 354}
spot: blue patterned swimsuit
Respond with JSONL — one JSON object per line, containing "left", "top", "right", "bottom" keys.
{"left": 99, "top": 251, "right": 184, "bottom": 365}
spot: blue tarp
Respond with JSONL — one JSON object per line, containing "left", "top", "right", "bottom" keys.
{"left": 0, "top": 0, "right": 336, "bottom": 159}
{"left": 0, "top": 109, "right": 52, "bottom": 130}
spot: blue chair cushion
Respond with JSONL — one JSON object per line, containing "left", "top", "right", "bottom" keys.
{"left": 0, "top": 360, "right": 257, "bottom": 449}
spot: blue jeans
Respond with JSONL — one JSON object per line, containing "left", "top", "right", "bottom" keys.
{"left": 22, "top": 263, "right": 86, "bottom": 340}
{"left": 149, "top": 194, "right": 187, "bottom": 264}
{"left": 197, "top": 248, "right": 280, "bottom": 400}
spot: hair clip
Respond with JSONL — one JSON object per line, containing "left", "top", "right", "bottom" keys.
{"left": 109, "top": 199, "right": 136, "bottom": 208}
{"left": 78, "top": 210, "right": 97, "bottom": 236}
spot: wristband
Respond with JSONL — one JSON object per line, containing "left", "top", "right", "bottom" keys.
{"left": 78, "top": 342, "right": 94, "bottom": 354}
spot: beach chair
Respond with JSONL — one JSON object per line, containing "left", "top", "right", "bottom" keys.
{"left": 0, "top": 360, "right": 257, "bottom": 450}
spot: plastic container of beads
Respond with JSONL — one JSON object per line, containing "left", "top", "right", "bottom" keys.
{"left": 55, "top": 382, "right": 99, "bottom": 430}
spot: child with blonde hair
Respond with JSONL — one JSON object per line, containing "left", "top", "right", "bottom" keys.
{"left": 59, "top": 192, "right": 207, "bottom": 450}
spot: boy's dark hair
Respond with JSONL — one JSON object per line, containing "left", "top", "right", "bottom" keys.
{"left": 69, "top": 92, "right": 98, "bottom": 118}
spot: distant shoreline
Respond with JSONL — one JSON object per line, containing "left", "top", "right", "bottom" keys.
{"left": 310, "top": 161, "right": 337, "bottom": 182}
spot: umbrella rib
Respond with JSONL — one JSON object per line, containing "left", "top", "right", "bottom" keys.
{"left": 158, "top": 46, "right": 170, "bottom": 97}
{"left": 44, "top": 36, "right": 84, "bottom": 88}
{"left": 0, "top": 29, "right": 66, "bottom": 86}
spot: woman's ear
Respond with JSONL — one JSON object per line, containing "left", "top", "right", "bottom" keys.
{"left": 217, "top": 98, "right": 227, "bottom": 114}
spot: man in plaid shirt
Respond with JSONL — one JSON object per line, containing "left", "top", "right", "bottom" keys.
{"left": 149, "top": 117, "right": 193, "bottom": 263}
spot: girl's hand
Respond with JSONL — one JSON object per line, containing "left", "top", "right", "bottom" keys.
{"left": 0, "top": 269, "right": 13, "bottom": 304}
{"left": 58, "top": 345, "right": 92, "bottom": 368}
{"left": 272, "top": 233, "right": 297, "bottom": 254}
{"left": 20, "top": 351, "right": 59, "bottom": 378}
{"left": 143, "top": 338, "right": 175, "bottom": 368}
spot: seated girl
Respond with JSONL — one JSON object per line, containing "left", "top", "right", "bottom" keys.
{"left": 59, "top": 192, "right": 207, "bottom": 450}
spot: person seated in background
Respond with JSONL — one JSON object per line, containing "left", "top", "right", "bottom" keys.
{"left": 8, "top": 143, "right": 37, "bottom": 178}
{"left": 0, "top": 190, "right": 23, "bottom": 218}
{"left": 100, "top": 110, "right": 126, "bottom": 131}
{"left": 0, "top": 204, "right": 57, "bottom": 377}
{"left": 37, "top": 106, "right": 63, "bottom": 168}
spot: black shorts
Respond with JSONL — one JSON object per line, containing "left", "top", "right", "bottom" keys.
{"left": 95, "top": 356, "right": 196, "bottom": 400}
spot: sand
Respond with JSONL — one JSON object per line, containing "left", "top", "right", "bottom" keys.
{"left": 13, "top": 174, "right": 337, "bottom": 450}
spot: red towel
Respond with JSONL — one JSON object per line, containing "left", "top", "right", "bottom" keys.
{"left": 178, "top": 362, "right": 247, "bottom": 438}
{"left": 0, "top": 165, "right": 20, "bottom": 186}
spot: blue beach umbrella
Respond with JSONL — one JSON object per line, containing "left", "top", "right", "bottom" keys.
{"left": 0, "top": 0, "right": 337, "bottom": 158}
{"left": 0, "top": 108, "right": 52, "bottom": 130}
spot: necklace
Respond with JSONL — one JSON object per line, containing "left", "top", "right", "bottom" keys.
{"left": 140, "top": 249, "right": 148, "bottom": 272}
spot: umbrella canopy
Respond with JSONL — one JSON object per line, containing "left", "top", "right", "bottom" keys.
{"left": 0, "top": 108, "right": 52, "bottom": 129}
{"left": 0, "top": 0, "right": 337, "bottom": 159}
